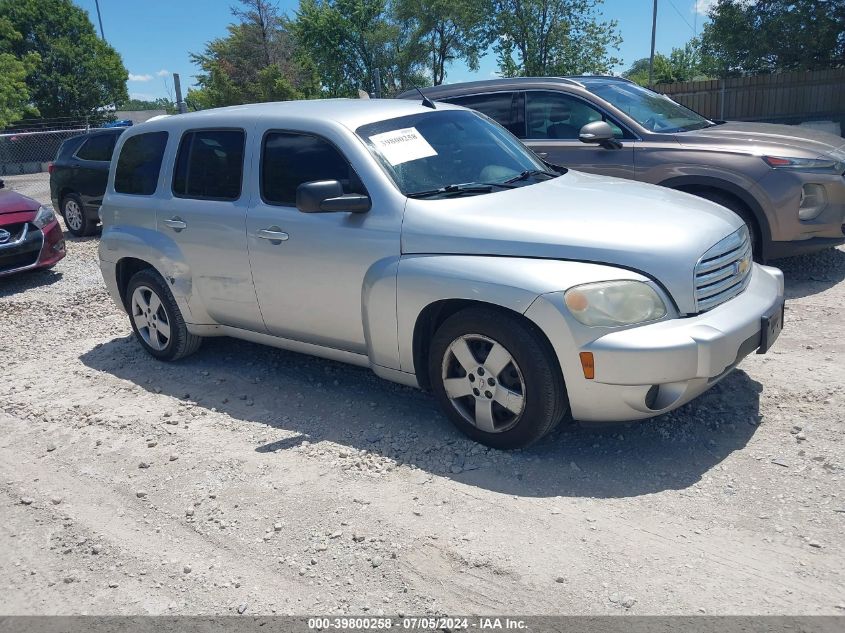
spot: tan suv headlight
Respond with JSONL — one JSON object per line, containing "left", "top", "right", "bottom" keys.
{"left": 564, "top": 281, "right": 667, "bottom": 327}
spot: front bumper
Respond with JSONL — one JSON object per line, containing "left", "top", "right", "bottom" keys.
{"left": 0, "top": 220, "right": 65, "bottom": 278}
{"left": 757, "top": 169, "right": 845, "bottom": 259}
{"left": 525, "top": 264, "right": 784, "bottom": 422}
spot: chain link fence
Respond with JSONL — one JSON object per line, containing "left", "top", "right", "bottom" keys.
{"left": 0, "top": 127, "right": 89, "bottom": 205}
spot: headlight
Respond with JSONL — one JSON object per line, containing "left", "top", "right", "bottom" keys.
{"left": 763, "top": 155, "right": 845, "bottom": 174}
{"left": 564, "top": 280, "right": 667, "bottom": 327}
{"left": 33, "top": 205, "right": 56, "bottom": 229}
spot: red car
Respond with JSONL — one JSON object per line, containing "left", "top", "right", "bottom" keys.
{"left": 0, "top": 180, "right": 65, "bottom": 277}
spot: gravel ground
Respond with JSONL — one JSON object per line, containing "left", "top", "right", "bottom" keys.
{"left": 1, "top": 176, "right": 843, "bottom": 615}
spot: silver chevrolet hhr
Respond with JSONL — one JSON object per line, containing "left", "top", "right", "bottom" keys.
{"left": 98, "top": 99, "right": 785, "bottom": 449}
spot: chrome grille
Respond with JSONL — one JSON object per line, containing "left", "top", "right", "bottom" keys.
{"left": 695, "top": 227, "right": 752, "bottom": 312}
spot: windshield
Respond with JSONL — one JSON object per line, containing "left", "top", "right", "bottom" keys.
{"left": 584, "top": 81, "right": 713, "bottom": 133}
{"left": 356, "top": 110, "right": 551, "bottom": 197}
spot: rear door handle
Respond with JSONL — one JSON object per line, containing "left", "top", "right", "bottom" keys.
{"left": 256, "top": 227, "right": 289, "bottom": 244}
{"left": 162, "top": 217, "right": 187, "bottom": 231}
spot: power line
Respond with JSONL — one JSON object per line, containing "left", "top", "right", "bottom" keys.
{"left": 666, "top": 0, "right": 696, "bottom": 34}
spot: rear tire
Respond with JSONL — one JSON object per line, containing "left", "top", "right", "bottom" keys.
{"left": 61, "top": 194, "right": 96, "bottom": 237}
{"left": 428, "top": 306, "right": 568, "bottom": 449}
{"left": 126, "top": 269, "right": 202, "bottom": 361}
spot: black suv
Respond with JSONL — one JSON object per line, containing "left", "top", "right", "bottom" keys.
{"left": 49, "top": 128, "right": 125, "bottom": 237}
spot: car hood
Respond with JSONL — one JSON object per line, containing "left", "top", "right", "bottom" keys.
{"left": 401, "top": 170, "right": 744, "bottom": 314}
{"left": 0, "top": 189, "right": 40, "bottom": 215}
{"left": 675, "top": 121, "right": 845, "bottom": 159}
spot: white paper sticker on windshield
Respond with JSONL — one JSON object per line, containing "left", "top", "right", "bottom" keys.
{"left": 368, "top": 127, "right": 437, "bottom": 165}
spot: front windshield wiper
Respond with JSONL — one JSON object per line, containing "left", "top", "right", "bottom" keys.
{"left": 504, "top": 169, "right": 559, "bottom": 184}
{"left": 407, "top": 181, "right": 515, "bottom": 199}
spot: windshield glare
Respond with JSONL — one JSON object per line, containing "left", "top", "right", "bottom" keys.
{"left": 356, "top": 110, "right": 548, "bottom": 196}
{"left": 585, "top": 82, "right": 713, "bottom": 133}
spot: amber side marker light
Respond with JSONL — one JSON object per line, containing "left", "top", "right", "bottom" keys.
{"left": 579, "top": 352, "right": 595, "bottom": 379}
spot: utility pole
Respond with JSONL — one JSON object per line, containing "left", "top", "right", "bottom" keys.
{"left": 94, "top": 0, "right": 106, "bottom": 41}
{"left": 373, "top": 68, "right": 382, "bottom": 99}
{"left": 173, "top": 73, "right": 187, "bottom": 114}
{"left": 648, "top": 0, "right": 658, "bottom": 88}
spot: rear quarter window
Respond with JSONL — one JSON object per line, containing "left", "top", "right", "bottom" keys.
{"left": 75, "top": 133, "right": 117, "bottom": 161}
{"left": 114, "top": 132, "right": 169, "bottom": 195}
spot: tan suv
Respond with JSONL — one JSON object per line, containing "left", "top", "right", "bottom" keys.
{"left": 400, "top": 77, "right": 845, "bottom": 261}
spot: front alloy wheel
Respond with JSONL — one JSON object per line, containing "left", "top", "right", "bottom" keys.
{"left": 441, "top": 334, "right": 526, "bottom": 434}
{"left": 429, "top": 307, "right": 568, "bottom": 449}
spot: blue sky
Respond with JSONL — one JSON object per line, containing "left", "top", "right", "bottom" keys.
{"left": 73, "top": 0, "right": 716, "bottom": 101}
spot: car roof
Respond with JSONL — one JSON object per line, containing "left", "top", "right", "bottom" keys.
{"left": 125, "top": 99, "right": 463, "bottom": 135}
{"left": 397, "top": 76, "right": 634, "bottom": 99}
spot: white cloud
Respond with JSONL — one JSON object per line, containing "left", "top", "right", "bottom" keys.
{"left": 694, "top": 0, "right": 717, "bottom": 15}
{"left": 128, "top": 73, "right": 153, "bottom": 82}
{"left": 129, "top": 92, "right": 156, "bottom": 101}
{"left": 156, "top": 69, "right": 170, "bottom": 77}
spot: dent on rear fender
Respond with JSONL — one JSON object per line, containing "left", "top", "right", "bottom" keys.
{"left": 393, "top": 255, "right": 648, "bottom": 375}
{"left": 100, "top": 226, "right": 207, "bottom": 324}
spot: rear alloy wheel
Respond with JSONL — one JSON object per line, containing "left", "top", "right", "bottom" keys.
{"left": 126, "top": 269, "right": 202, "bottom": 361}
{"left": 131, "top": 285, "right": 172, "bottom": 352}
{"left": 429, "top": 307, "right": 568, "bottom": 449}
{"left": 61, "top": 194, "right": 95, "bottom": 237}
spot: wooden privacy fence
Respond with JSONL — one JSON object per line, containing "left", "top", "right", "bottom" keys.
{"left": 655, "top": 68, "right": 845, "bottom": 123}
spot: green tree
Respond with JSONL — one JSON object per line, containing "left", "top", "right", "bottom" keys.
{"left": 624, "top": 39, "right": 709, "bottom": 86}
{"left": 0, "top": 17, "right": 40, "bottom": 129}
{"left": 492, "top": 0, "right": 621, "bottom": 77}
{"left": 117, "top": 97, "right": 177, "bottom": 114}
{"left": 394, "top": 0, "right": 494, "bottom": 85}
{"left": 188, "top": 0, "right": 318, "bottom": 109}
{"left": 0, "top": 0, "right": 128, "bottom": 123}
{"left": 291, "top": 0, "right": 429, "bottom": 97}
{"left": 700, "top": 0, "right": 845, "bottom": 77}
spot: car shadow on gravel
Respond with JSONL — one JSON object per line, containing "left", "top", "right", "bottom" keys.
{"left": 774, "top": 246, "right": 845, "bottom": 300}
{"left": 81, "top": 334, "right": 762, "bottom": 499}
{"left": 0, "top": 268, "right": 63, "bottom": 297}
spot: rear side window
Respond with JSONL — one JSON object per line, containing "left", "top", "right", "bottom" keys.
{"left": 261, "top": 131, "right": 365, "bottom": 206}
{"left": 443, "top": 92, "right": 524, "bottom": 137}
{"left": 75, "top": 133, "right": 117, "bottom": 161}
{"left": 114, "top": 132, "right": 168, "bottom": 195}
{"left": 172, "top": 129, "right": 245, "bottom": 200}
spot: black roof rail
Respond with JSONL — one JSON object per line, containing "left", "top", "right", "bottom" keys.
{"left": 565, "top": 75, "right": 635, "bottom": 84}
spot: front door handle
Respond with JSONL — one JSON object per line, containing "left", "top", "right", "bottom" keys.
{"left": 256, "top": 227, "right": 289, "bottom": 244}
{"left": 162, "top": 217, "right": 187, "bottom": 232}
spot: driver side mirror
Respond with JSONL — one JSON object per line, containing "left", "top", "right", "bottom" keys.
{"left": 579, "top": 121, "right": 623, "bottom": 150}
{"left": 296, "top": 180, "right": 371, "bottom": 213}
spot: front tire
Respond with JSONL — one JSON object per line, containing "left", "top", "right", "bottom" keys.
{"left": 126, "top": 269, "right": 202, "bottom": 361}
{"left": 61, "top": 194, "right": 96, "bottom": 237}
{"left": 693, "top": 190, "right": 761, "bottom": 261}
{"left": 428, "top": 307, "right": 568, "bottom": 449}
